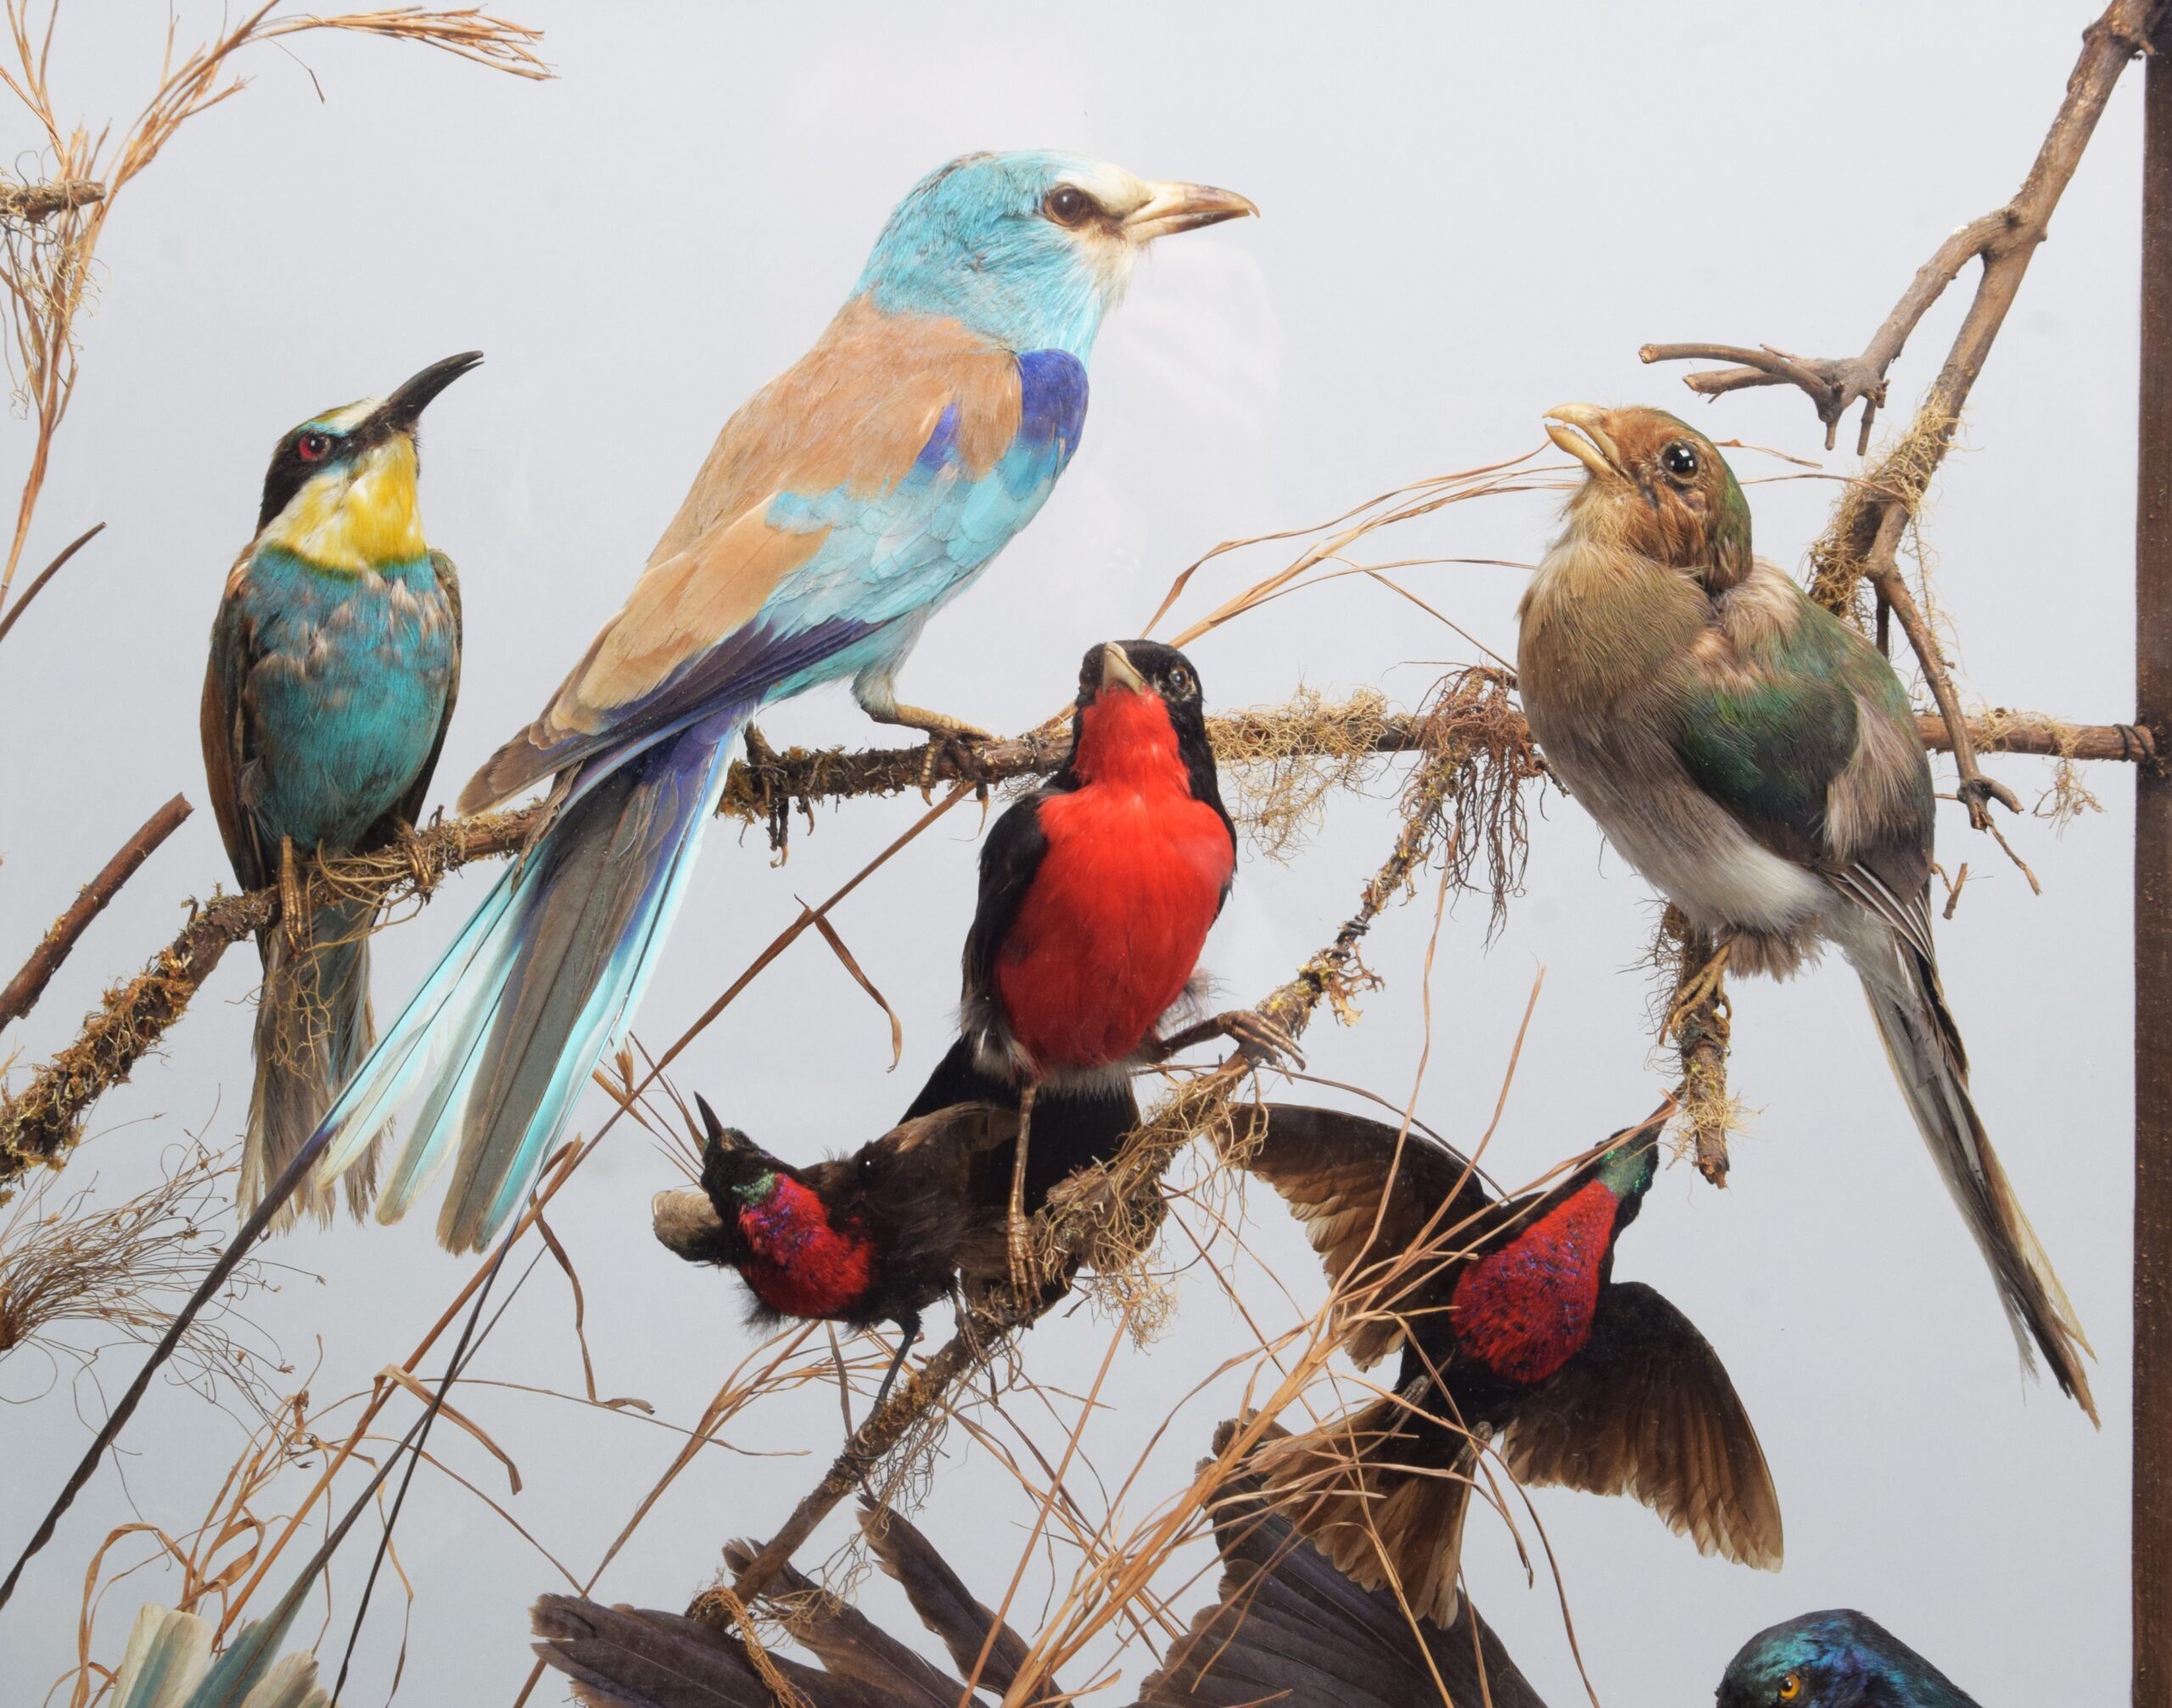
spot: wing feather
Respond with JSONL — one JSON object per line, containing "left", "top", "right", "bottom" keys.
{"left": 462, "top": 303, "right": 1032, "bottom": 812}
{"left": 1498, "top": 1280, "right": 1783, "bottom": 1570}
{"left": 1233, "top": 1105, "right": 1492, "bottom": 1369}
{"left": 200, "top": 560, "right": 271, "bottom": 896}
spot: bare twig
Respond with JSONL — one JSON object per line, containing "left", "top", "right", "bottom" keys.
{"left": 0, "top": 518, "right": 99, "bottom": 647}
{"left": 0, "top": 791, "right": 190, "bottom": 1030}
{"left": 1642, "top": 0, "right": 2157, "bottom": 829}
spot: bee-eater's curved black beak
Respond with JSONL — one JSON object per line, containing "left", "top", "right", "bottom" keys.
{"left": 382, "top": 350, "right": 484, "bottom": 433}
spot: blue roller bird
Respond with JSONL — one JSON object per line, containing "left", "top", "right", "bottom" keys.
{"left": 1717, "top": 1610, "right": 1982, "bottom": 1706}
{"left": 202, "top": 353, "right": 474, "bottom": 1224}
{"left": 309, "top": 153, "right": 1256, "bottom": 1252}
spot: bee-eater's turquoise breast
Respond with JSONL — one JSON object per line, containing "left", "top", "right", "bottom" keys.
{"left": 235, "top": 546, "right": 457, "bottom": 849}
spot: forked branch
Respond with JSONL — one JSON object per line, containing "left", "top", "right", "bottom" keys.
{"left": 1643, "top": 0, "right": 2162, "bottom": 830}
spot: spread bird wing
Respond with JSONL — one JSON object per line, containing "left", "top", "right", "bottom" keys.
{"left": 1671, "top": 575, "right": 1936, "bottom": 941}
{"left": 463, "top": 303, "right": 1085, "bottom": 812}
{"left": 200, "top": 560, "right": 272, "bottom": 896}
{"left": 1232, "top": 1104, "right": 1494, "bottom": 1369}
{"left": 1140, "top": 1446, "right": 1549, "bottom": 1708}
{"left": 718, "top": 1543, "right": 966, "bottom": 1708}
{"left": 1498, "top": 1279, "right": 1783, "bottom": 1571}
{"left": 530, "top": 1596, "right": 858, "bottom": 1708}
{"left": 859, "top": 1498, "right": 1051, "bottom": 1701}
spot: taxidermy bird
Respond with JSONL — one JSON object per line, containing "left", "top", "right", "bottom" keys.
{"left": 652, "top": 1094, "right": 1145, "bottom": 1409}
{"left": 1234, "top": 1103, "right": 1780, "bottom": 1627}
{"left": 1144, "top": 1427, "right": 1548, "bottom": 1708}
{"left": 294, "top": 154, "right": 1256, "bottom": 1254}
{"left": 901, "top": 639, "right": 1293, "bottom": 1239}
{"left": 201, "top": 353, "right": 473, "bottom": 1224}
{"left": 534, "top": 1478, "right": 1551, "bottom": 1708}
{"left": 1717, "top": 1610, "right": 1981, "bottom": 1708}
{"left": 105, "top": 1599, "right": 331, "bottom": 1708}
{"left": 1518, "top": 403, "right": 2094, "bottom": 1417}
{"left": 535, "top": 1500, "right": 1066, "bottom": 1708}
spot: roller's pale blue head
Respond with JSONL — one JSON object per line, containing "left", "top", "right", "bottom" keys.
{"left": 856, "top": 151, "right": 1255, "bottom": 359}
{"left": 1717, "top": 1610, "right": 1980, "bottom": 1708}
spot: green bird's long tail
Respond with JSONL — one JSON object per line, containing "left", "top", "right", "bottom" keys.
{"left": 1855, "top": 932, "right": 2098, "bottom": 1421}
{"left": 243, "top": 893, "right": 382, "bottom": 1227}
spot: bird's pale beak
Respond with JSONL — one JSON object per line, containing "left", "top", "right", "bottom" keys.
{"left": 1543, "top": 403, "right": 1623, "bottom": 479}
{"left": 1121, "top": 182, "right": 1259, "bottom": 243}
{"left": 382, "top": 350, "right": 484, "bottom": 432}
{"left": 1100, "top": 641, "right": 1149, "bottom": 693}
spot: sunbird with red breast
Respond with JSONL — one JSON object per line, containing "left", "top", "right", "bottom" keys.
{"left": 902, "top": 639, "right": 1296, "bottom": 1225}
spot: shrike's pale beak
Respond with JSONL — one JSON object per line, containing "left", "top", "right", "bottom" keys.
{"left": 1122, "top": 182, "right": 1259, "bottom": 243}
{"left": 1100, "top": 641, "right": 1149, "bottom": 693}
{"left": 1543, "top": 403, "right": 1622, "bottom": 479}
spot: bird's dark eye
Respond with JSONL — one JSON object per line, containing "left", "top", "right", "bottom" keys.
{"left": 296, "top": 432, "right": 333, "bottom": 463}
{"left": 1166, "top": 665, "right": 1194, "bottom": 697}
{"left": 1660, "top": 440, "right": 1700, "bottom": 481}
{"left": 1044, "top": 185, "right": 1093, "bottom": 227}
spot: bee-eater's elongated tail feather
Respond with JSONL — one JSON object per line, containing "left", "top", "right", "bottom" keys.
{"left": 243, "top": 892, "right": 383, "bottom": 1228}
{"left": 1850, "top": 931, "right": 2097, "bottom": 1421}
{"left": 311, "top": 719, "right": 742, "bottom": 1253}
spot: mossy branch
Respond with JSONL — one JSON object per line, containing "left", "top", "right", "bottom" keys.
{"left": 0, "top": 692, "right": 2140, "bottom": 1197}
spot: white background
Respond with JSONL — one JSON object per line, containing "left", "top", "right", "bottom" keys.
{"left": 0, "top": 6, "right": 2137, "bottom": 1704}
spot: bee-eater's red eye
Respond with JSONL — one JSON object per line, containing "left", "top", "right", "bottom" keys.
{"left": 296, "top": 432, "right": 332, "bottom": 462}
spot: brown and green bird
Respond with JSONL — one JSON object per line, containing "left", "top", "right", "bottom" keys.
{"left": 1234, "top": 1103, "right": 1780, "bottom": 1627}
{"left": 1516, "top": 403, "right": 2093, "bottom": 1416}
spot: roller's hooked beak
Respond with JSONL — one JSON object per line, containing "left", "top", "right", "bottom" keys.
{"left": 1543, "top": 403, "right": 1623, "bottom": 481}
{"left": 1122, "top": 182, "right": 1259, "bottom": 244}
{"left": 1099, "top": 641, "right": 1149, "bottom": 694}
{"left": 381, "top": 350, "right": 484, "bottom": 434}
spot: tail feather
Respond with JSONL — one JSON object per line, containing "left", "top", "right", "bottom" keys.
{"left": 243, "top": 895, "right": 381, "bottom": 1228}
{"left": 1850, "top": 928, "right": 2096, "bottom": 1420}
{"left": 313, "top": 724, "right": 738, "bottom": 1253}
{"left": 1146, "top": 1424, "right": 1548, "bottom": 1708}
{"left": 1250, "top": 1400, "right": 1475, "bottom": 1629}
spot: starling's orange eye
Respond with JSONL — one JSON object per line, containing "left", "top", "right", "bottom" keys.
{"left": 1044, "top": 185, "right": 1093, "bottom": 226}
{"left": 1661, "top": 440, "right": 1700, "bottom": 480}
{"left": 1777, "top": 1673, "right": 1804, "bottom": 1703}
{"left": 296, "top": 432, "right": 332, "bottom": 462}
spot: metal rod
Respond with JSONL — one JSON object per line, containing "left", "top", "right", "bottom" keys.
{"left": 2136, "top": 12, "right": 2172, "bottom": 1703}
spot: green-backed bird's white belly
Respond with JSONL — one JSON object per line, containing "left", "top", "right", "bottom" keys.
{"left": 240, "top": 548, "right": 457, "bottom": 851}
{"left": 1518, "top": 541, "right": 1829, "bottom": 940}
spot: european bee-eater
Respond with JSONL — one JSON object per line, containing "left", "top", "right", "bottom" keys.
{"left": 1718, "top": 1610, "right": 1982, "bottom": 1708}
{"left": 303, "top": 154, "right": 1256, "bottom": 1253}
{"left": 1238, "top": 1104, "right": 1780, "bottom": 1626}
{"left": 201, "top": 353, "right": 474, "bottom": 1224}
{"left": 1516, "top": 404, "right": 2093, "bottom": 1416}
